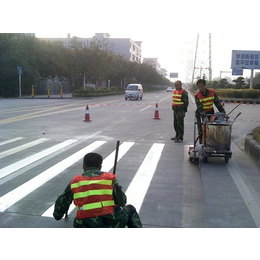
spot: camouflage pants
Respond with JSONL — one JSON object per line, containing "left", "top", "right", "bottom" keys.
{"left": 173, "top": 110, "right": 186, "bottom": 140}
{"left": 73, "top": 204, "right": 142, "bottom": 228}
{"left": 119, "top": 204, "right": 143, "bottom": 228}
{"left": 196, "top": 110, "right": 214, "bottom": 144}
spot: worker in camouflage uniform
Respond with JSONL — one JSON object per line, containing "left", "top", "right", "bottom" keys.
{"left": 171, "top": 80, "right": 189, "bottom": 143}
{"left": 195, "top": 79, "right": 226, "bottom": 143}
{"left": 53, "top": 152, "right": 142, "bottom": 228}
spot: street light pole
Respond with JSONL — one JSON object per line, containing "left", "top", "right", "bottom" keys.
{"left": 17, "top": 66, "right": 22, "bottom": 97}
{"left": 250, "top": 69, "right": 254, "bottom": 89}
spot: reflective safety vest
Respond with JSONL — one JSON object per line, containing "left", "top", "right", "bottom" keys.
{"left": 172, "top": 89, "right": 185, "bottom": 106}
{"left": 71, "top": 172, "right": 117, "bottom": 219}
{"left": 195, "top": 89, "right": 215, "bottom": 112}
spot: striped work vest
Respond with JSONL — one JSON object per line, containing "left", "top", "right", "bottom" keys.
{"left": 71, "top": 172, "right": 117, "bottom": 219}
{"left": 195, "top": 89, "right": 215, "bottom": 112}
{"left": 172, "top": 89, "right": 185, "bottom": 106}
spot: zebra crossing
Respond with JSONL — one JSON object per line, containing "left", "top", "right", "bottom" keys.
{"left": 0, "top": 136, "right": 165, "bottom": 224}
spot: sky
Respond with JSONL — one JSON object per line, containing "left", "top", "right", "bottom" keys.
{"left": 2, "top": 0, "right": 260, "bottom": 83}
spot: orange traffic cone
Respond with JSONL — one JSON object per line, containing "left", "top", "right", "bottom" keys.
{"left": 222, "top": 101, "right": 225, "bottom": 107}
{"left": 83, "top": 105, "right": 92, "bottom": 122}
{"left": 153, "top": 103, "right": 160, "bottom": 120}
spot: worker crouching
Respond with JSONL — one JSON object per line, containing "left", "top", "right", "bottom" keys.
{"left": 53, "top": 152, "right": 142, "bottom": 228}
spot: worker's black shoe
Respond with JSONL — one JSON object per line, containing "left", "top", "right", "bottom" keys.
{"left": 171, "top": 137, "right": 177, "bottom": 140}
{"left": 174, "top": 139, "right": 183, "bottom": 143}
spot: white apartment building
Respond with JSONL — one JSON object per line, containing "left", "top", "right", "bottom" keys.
{"left": 39, "top": 33, "right": 142, "bottom": 63}
{"left": 143, "top": 58, "right": 167, "bottom": 76}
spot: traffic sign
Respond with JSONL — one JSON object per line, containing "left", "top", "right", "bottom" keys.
{"left": 170, "top": 72, "right": 178, "bottom": 78}
{"left": 17, "top": 67, "right": 22, "bottom": 75}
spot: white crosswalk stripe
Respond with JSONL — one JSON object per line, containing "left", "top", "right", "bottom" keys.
{"left": 0, "top": 138, "right": 49, "bottom": 159}
{"left": 126, "top": 143, "right": 164, "bottom": 213}
{"left": 0, "top": 139, "right": 78, "bottom": 180}
{"left": 0, "top": 137, "right": 165, "bottom": 221}
{"left": 0, "top": 137, "right": 23, "bottom": 146}
{"left": 0, "top": 141, "right": 106, "bottom": 212}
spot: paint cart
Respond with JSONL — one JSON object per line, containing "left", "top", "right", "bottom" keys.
{"left": 188, "top": 112, "right": 241, "bottom": 167}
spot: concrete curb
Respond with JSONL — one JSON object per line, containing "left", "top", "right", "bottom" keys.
{"left": 244, "top": 134, "right": 260, "bottom": 169}
{"left": 221, "top": 99, "right": 260, "bottom": 105}
{"left": 20, "top": 94, "right": 73, "bottom": 99}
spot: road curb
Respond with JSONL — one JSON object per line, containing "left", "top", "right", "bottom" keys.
{"left": 221, "top": 99, "right": 260, "bottom": 105}
{"left": 245, "top": 134, "right": 260, "bottom": 169}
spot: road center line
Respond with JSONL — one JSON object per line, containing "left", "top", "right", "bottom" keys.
{"left": 125, "top": 143, "right": 165, "bottom": 213}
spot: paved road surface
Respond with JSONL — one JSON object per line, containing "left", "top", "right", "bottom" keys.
{"left": 0, "top": 91, "right": 260, "bottom": 228}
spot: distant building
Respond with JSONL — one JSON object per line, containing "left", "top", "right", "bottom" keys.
{"left": 20, "top": 33, "right": 35, "bottom": 37}
{"left": 39, "top": 33, "right": 142, "bottom": 63}
{"left": 143, "top": 58, "right": 167, "bottom": 76}
{"left": 7, "top": 33, "right": 35, "bottom": 38}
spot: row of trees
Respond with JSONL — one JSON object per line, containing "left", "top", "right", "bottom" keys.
{"left": 192, "top": 74, "right": 260, "bottom": 90}
{"left": 0, "top": 34, "right": 173, "bottom": 97}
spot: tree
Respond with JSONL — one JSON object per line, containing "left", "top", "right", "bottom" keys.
{"left": 253, "top": 72, "right": 260, "bottom": 87}
{"left": 0, "top": 34, "right": 172, "bottom": 97}
{"left": 232, "top": 77, "right": 246, "bottom": 89}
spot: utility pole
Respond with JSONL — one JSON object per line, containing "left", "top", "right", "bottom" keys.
{"left": 17, "top": 66, "right": 22, "bottom": 97}
{"left": 209, "top": 33, "right": 212, "bottom": 82}
{"left": 191, "top": 33, "right": 199, "bottom": 86}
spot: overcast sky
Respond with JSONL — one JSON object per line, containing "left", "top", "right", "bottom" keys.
{"left": 2, "top": 0, "right": 260, "bottom": 82}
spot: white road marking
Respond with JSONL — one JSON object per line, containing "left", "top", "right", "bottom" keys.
{"left": 0, "top": 139, "right": 78, "bottom": 180}
{"left": 42, "top": 141, "right": 135, "bottom": 218}
{"left": 101, "top": 142, "right": 135, "bottom": 172}
{"left": 125, "top": 143, "right": 165, "bottom": 213}
{"left": 188, "top": 90, "right": 195, "bottom": 104}
{"left": 0, "top": 137, "right": 23, "bottom": 146}
{"left": 0, "top": 141, "right": 106, "bottom": 212}
{"left": 0, "top": 138, "right": 49, "bottom": 159}
{"left": 226, "top": 162, "right": 260, "bottom": 227}
{"left": 140, "top": 105, "right": 151, "bottom": 112}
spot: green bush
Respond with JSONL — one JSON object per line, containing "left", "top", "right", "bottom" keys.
{"left": 72, "top": 85, "right": 125, "bottom": 97}
{"left": 110, "top": 86, "right": 118, "bottom": 92}
{"left": 85, "top": 87, "right": 95, "bottom": 93}
{"left": 96, "top": 87, "right": 108, "bottom": 93}
{"left": 215, "top": 89, "right": 260, "bottom": 99}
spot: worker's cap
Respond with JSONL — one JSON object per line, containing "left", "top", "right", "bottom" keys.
{"left": 83, "top": 153, "right": 103, "bottom": 168}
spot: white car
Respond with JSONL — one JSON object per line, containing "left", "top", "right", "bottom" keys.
{"left": 166, "top": 87, "right": 173, "bottom": 92}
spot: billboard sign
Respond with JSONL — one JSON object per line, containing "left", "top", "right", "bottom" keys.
{"left": 170, "top": 72, "right": 178, "bottom": 78}
{"left": 231, "top": 50, "right": 260, "bottom": 70}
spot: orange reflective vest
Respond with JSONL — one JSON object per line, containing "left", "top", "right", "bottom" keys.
{"left": 71, "top": 172, "right": 117, "bottom": 219}
{"left": 195, "top": 89, "right": 215, "bottom": 112}
{"left": 172, "top": 89, "right": 185, "bottom": 106}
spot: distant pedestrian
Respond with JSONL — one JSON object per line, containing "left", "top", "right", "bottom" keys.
{"left": 171, "top": 80, "right": 189, "bottom": 143}
{"left": 195, "top": 79, "right": 226, "bottom": 143}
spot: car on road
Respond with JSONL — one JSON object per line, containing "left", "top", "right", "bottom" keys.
{"left": 166, "top": 87, "right": 173, "bottom": 92}
{"left": 125, "top": 84, "right": 143, "bottom": 100}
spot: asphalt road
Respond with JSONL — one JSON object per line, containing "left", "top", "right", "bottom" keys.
{"left": 0, "top": 90, "right": 260, "bottom": 228}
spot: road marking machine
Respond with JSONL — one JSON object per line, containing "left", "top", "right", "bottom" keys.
{"left": 188, "top": 101, "right": 243, "bottom": 167}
